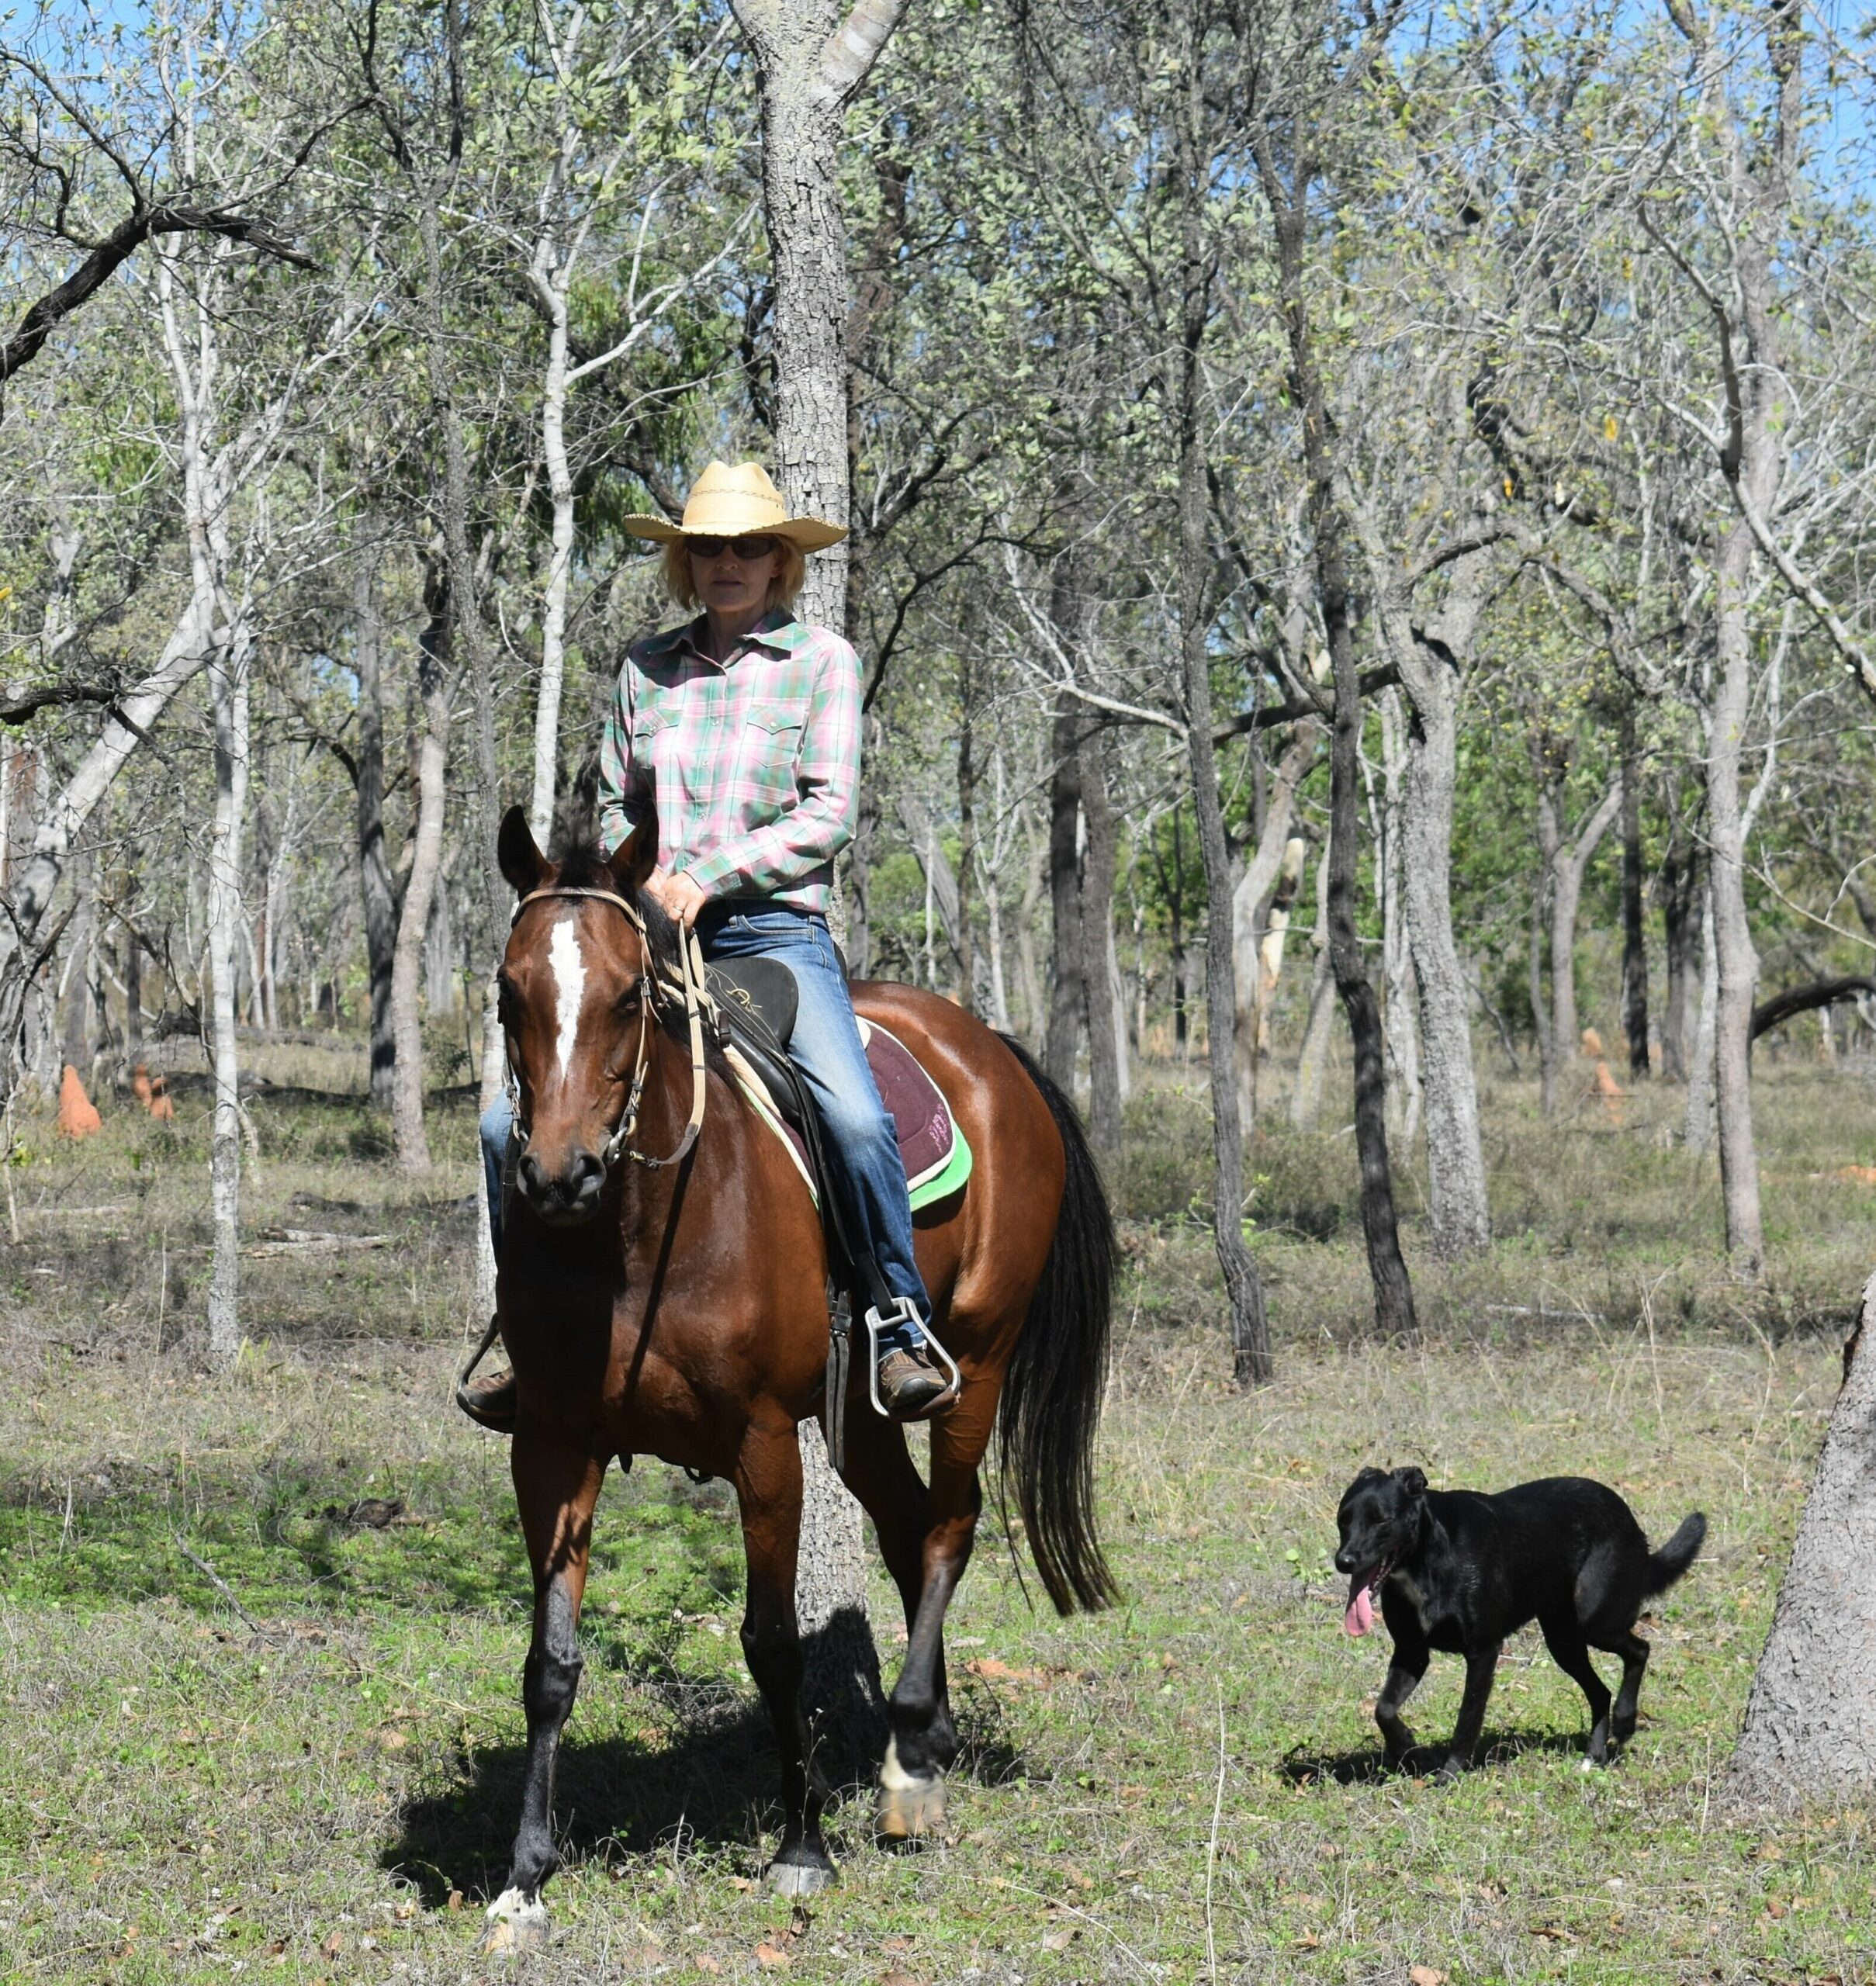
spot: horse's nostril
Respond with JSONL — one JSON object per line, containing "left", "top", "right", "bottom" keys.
{"left": 562, "top": 1150, "right": 604, "bottom": 1201}
{"left": 519, "top": 1151, "right": 549, "bottom": 1199}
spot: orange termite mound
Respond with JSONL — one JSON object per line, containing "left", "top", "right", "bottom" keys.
{"left": 1580, "top": 1028, "right": 1625, "bottom": 1124}
{"left": 132, "top": 1064, "right": 154, "bottom": 1109}
{"left": 57, "top": 1064, "right": 103, "bottom": 1138}
{"left": 148, "top": 1074, "right": 175, "bottom": 1123}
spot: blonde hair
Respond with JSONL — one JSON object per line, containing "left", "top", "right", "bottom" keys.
{"left": 660, "top": 535, "right": 807, "bottom": 614}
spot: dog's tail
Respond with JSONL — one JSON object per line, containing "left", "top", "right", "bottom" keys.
{"left": 1646, "top": 1512, "right": 1707, "bottom": 1593}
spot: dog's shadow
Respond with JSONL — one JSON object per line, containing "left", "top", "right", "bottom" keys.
{"left": 1282, "top": 1727, "right": 1590, "bottom": 1786}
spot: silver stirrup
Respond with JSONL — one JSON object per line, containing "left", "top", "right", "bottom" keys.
{"left": 864, "top": 1297, "right": 961, "bottom": 1418}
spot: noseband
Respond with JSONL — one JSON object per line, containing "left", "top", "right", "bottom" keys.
{"left": 508, "top": 885, "right": 711, "bottom": 1173}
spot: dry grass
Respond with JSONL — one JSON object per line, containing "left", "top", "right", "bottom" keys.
{"left": 0, "top": 1053, "right": 1872, "bottom": 1982}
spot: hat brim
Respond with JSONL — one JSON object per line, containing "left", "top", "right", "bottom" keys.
{"left": 621, "top": 514, "right": 846, "bottom": 552}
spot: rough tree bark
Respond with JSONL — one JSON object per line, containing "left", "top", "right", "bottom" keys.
{"left": 729, "top": 0, "right": 912, "bottom": 1754}
{"left": 1044, "top": 704, "right": 1087, "bottom": 1092}
{"left": 1171, "top": 10, "right": 1271, "bottom": 1385}
{"left": 1359, "top": 535, "right": 1494, "bottom": 1256}
{"left": 352, "top": 548, "right": 400, "bottom": 1109}
{"left": 206, "top": 631, "right": 251, "bottom": 1363}
{"left": 1660, "top": 812, "right": 1701, "bottom": 1083}
{"left": 1619, "top": 706, "right": 1650, "bottom": 1078}
{"left": 1230, "top": 724, "right": 1319, "bottom": 1137}
{"left": 1080, "top": 729, "right": 1123, "bottom": 1155}
{"left": 1257, "top": 106, "right": 1415, "bottom": 1340}
{"left": 1289, "top": 842, "right": 1336, "bottom": 1130}
{"left": 1534, "top": 757, "right": 1622, "bottom": 1105}
{"left": 1730, "top": 1269, "right": 1876, "bottom": 1803}
{"left": 389, "top": 559, "right": 453, "bottom": 1175}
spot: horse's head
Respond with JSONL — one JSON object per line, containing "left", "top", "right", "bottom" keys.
{"left": 496, "top": 804, "right": 660, "bottom": 1226}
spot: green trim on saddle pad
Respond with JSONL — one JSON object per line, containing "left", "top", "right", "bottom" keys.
{"left": 907, "top": 1121, "right": 972, "bottom": 1209}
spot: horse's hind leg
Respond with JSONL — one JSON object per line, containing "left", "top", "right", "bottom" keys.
{"left": 844, "top": 1395, "right": 987, "bottom": 1842}
{"left": 483, "top": 1438, "right": 607, "bottom": 1954}
{"left": 735, "top": 1414, "right": 835, "bottom": 1894}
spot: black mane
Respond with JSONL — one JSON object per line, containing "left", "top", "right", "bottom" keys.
{"left": 542, "top": 803, "right": 681, "bottom": 981}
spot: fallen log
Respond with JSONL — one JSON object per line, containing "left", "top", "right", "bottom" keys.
{"left": 1750, "top": 975, "right": 1876, "bottom": 1042}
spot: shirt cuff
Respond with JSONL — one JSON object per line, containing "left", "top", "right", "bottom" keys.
{"left": 681, "top": 849, "right": 742, "bottom": 897}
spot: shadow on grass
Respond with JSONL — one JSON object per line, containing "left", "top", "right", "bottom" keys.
{"left": 385, "top": 1680, "right": 1033, "bottom": 1904}
{"left": 1281, "top": 1726, "right": 1590, "bottom": 1786}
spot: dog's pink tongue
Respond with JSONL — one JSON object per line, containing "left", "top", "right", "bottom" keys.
{"left": 1345, "top": 1581, "right": 1374, "bottom": 1637}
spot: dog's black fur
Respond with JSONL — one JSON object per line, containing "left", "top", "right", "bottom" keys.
{"left": 1334, "top": 1466, "right": 1705, "bottom": 1780}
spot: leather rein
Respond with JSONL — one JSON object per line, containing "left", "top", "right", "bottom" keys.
{"left": 507, "top": 886, "right": 711, "bottom": 1173}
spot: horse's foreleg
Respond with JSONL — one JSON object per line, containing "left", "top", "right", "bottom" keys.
{"left": 735, "top": 1415, "right": 835, "bottom": 1895}
{"left": 846, "top": 1404, "right": 986, "bottom": 1842}
{"left": 482, "top": 1438, "right": 607, "bottom": 1955}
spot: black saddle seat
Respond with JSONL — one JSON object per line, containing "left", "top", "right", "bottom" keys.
{"left": 705, "top": 957, "right": 798, "bottom": 1047}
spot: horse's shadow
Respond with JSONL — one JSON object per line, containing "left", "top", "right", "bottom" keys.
{"left": 384, "top": 1668, "right": 1031, "bottom": 1905}
{"left": 1280, "top": 1726, "right": 1590, "bottom": 1787}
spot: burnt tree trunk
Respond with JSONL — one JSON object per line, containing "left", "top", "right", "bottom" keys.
{"left": 1660, "top": 814, "right": 1700, "bottom": 1083}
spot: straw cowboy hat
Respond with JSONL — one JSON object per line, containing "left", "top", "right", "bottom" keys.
{"left": 621, "top": 461, "right": 846, "bottom": 552}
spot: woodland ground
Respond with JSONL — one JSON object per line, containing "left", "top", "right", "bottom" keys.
{"left": 1, "top": 1044, "right": 1874, "bottom": 1984}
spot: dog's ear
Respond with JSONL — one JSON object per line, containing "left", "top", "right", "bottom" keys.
{"left": 1352, "top": 1465, "right": 1388, "bottom": 1491}
{"left": 1395, "top": 1465, "right": 1428, "bottom": 1500}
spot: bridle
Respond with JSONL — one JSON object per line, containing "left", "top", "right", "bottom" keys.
{"left": 507, "top": 886, "right": 711, "bottom": 1173}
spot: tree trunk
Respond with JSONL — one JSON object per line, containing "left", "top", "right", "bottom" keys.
{"left": 1687, "top": 876, "right": 1719, "bottom": 1153}
{"left": 123, "top": 919, "right": 143, "bottom": 1067}
{"left": 1708, "top": 519, "right": 1765, "bottom": 1276}
{"left": 730, "top": 0, "right": 911, "bottom": 1744}
{"left": 1231, "top": 725, "right": 1318, "bottom": 1138}
{"left": 1660, "top": 812, "right": 1698, "bottom": 1083}
{"left": 1174, "top": 68, "right": 1269, "bottom": 1386}
{"left": 955, "top": 690, "right": 977, "bottom": 1010}
{"left": 1533, "top": 766, "right": 1621, "bottom": 1105}
{"left": 1081, "top": 729, "right": 1122, "bottom": 1154}
{"left": 1730, "top": 1270, "right": 1876, "bottom": 1803}
{"left": 1261, "top": 130, "right": 1415, "bottom": 1341}
{"left": 206, "top": 634, "right": 251, "bottom": 1364}
{"left": 61, "top": 848, "right": 93, "bottom": 1074}
{"left": 1372, "top": 690, "right": 1421, "bottom": 1147}
{"left": 1044, "top": 705, "right": 1086, "bottom": 1092}
{"left": 353, "top": 549, "right": 399, "bottom": 1110}
{"left": 1400, "top": 690, "right": 1489, "bottom": 1254}
{"left": 1619, "top": 708, "right": 1650, "bottom": 1078}
{"left": 1289, "top": 843, "right": 1336, "bottom": 1131}
{"left": 391, "top": 562, "right": 452, "bottom": 1176}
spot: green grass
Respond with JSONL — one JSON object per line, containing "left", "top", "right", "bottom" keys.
{"left": 1, "top": 1053, "right": 1873, "bottom": 1982}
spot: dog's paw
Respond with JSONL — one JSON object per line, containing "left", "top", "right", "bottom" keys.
{"left": 1434, "top": 1758, "right": 1466, "bottom": 1786}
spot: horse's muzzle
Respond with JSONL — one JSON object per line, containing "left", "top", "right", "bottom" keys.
{"left": 517, "top": 1144, "right": 607, "bottom": 1226}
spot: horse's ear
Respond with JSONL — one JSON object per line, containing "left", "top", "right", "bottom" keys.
{"left": 498, "top": 806, "right": 549, "bottom": 896}
{"left": 607, "top": 803, "right": 658, "bottom": 898}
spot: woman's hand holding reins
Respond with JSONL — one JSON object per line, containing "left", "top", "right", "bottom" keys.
{"left": 646, "top": 868, "right": 707, "bottom": 930}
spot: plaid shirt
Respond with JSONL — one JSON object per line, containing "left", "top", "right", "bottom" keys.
{"left": 597, "top": 609, "right": 861, "bottom": 912}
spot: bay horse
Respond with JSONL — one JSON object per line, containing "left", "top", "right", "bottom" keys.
{"left": 479, "top": 803, "right": 1115, "bottom": 1950}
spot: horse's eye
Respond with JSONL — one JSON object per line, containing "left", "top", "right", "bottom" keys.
{"left": 614, "top": 978, "right": 644, "bottom": 1014}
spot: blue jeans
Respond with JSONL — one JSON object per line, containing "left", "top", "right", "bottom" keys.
{"left": 479, "top": 904, "right": 929, "bottom": 1351}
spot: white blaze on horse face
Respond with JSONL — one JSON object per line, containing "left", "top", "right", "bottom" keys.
{"left": 548, "top": 915, "right": 587, "bottom": 1083}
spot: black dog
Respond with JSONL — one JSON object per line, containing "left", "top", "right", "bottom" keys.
{"left": 1334, "top": 1466, "right": 1705, "bottom": 1779}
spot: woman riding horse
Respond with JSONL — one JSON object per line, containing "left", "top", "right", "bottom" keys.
{"left": 463, "top": 460, "right": 954, "bottom": 1424}
{"left": 469, "top": 462, "right": 1116, "bottom": 1950}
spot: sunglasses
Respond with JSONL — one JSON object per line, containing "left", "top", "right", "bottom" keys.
{"left": 687, "top": 534, "right": 780, "bottom": 561}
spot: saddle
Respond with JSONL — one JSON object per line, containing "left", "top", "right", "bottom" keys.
{"left": 702, "top": 960, "right": 971, "bottom": 1463}
{"left": 704, "top": 960, "right": 972, "bottom": 1215}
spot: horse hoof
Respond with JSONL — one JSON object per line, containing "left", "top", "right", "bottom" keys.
{"left": 877, "top": 1740, "right": 947, "bottom": 1840}
{"left": 766, "top": 1848, "right": 836, "bottom": 1896}
{"left": 478, "top": 1887, "right": 551, "bottom": 1955}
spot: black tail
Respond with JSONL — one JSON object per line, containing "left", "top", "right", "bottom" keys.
{"left": 1646, "top": 1512, "right": 1706, "bottom": 1593}
{"left": 995, "top": 1035, "right": 1120, "bottom": 1614}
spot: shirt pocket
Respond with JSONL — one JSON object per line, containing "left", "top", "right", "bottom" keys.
{"left": 737, "top": 701, "right": 805, "bottom": 807}
{"left": 632, "top": 708, "right": 672, "bottom": 775}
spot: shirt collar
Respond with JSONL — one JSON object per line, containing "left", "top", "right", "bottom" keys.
{"left": 643, "top": 608, "right": 811, "bottom": 663}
